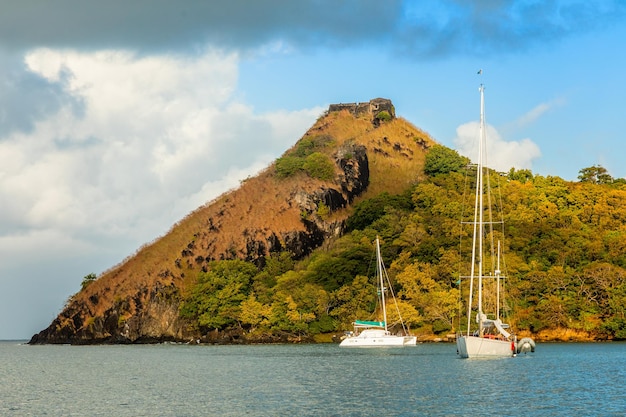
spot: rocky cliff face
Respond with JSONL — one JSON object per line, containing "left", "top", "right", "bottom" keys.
{"left": 29, "top": 282, "right": 190, "bottom": 344}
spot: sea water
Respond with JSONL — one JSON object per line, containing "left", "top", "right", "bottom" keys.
{"left": 1, "top": 341, "right": 624, "bottom": 416}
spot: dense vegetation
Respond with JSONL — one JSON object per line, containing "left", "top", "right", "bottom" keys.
{"left": 179, "top": 145, "right": 626, "bottom": 340}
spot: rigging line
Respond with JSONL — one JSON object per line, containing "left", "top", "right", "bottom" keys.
{"left": 496, "top": 169, "right": 510, "bottom": 318}
{"left": 486, "top": 167, "right": 497, "bottom": 273}
{"left": 364, "top": 242, "right": 378, "bottom": 322}
{"left": 379, "top": 244, "right": 409, "bottom": 335}
{"left": 481, "top": 97, "right": 498, "bottom": 275}
{"left": 457, "top": 164, "right": 472, "bottom": 333}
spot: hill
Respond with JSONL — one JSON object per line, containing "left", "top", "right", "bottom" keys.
{"left": 30, "top": 98, "right": 435, "bottom": 344}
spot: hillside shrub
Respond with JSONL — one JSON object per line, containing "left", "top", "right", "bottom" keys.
{"left": 294, "top": 135, "right": 334, "bottom": 157}
{"left": 303, "top": 152, "right": 335, "bottom": 181}
{"left": 316, "top": 202, "right": 330, "bottom": 220}
{"left": 275, "top": 156, "right": 304, "bottom": 178}
{"left": 81, "top": 273, "right": 97, "bottom": 291}
{"left": 276, "top": 136, "right": 336, "bottom": 179}
{"left": 376, "top": 111, "right": 392, "bottom": 122}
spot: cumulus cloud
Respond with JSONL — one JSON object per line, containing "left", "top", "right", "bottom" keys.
{"left": 0, "top": 47, "right": 322, "bottom": 261}
{"left": 453, "top": 121, "right": 541, "bottom": 172}
{"left": 0, "top": 44, "right": 326, "bottom": 337}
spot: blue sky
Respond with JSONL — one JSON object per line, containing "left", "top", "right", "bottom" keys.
{"left": 1, "top": 0, "right": 625, "bottom": 340}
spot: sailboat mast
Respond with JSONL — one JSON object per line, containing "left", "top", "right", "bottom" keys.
{"left": 496, "top": 240, "right": 501, "bottom": 320}
{"left": 465, "top": 85, "right": 486, "bottom": 337}
{"left": 376, "top": 237, "right": 389, "bottom": 333}
{"left": 477, "top": 84, "right": 486, "bottom": 336}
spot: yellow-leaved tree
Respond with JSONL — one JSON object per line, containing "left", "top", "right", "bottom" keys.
{"left": 393, "top": 252, "right": 459, "bottom": 333}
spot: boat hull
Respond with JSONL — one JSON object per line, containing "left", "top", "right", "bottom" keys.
{"left": 457, "top": 335, "right": 514, "bottom": 358}
{"left": 339, "top": 329, "right": 417, "bottom": 348}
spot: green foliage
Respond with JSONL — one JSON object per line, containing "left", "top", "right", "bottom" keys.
{"left": 303, "top": 236, "right": 376, "bottom": 291}
{"left": 330, "top": 275, "right": 377, "bottom": 326}
{"left": 345, "top": 191, "right": 414, "bottom": 231}
{"left": 308, "top": 314, "right": 337, "bottom": 334}
{"left": 239, "top": 294, "right": 271, "bottom": 330}
{"left": 603, "top": 318, "right": 626, "bottom": 339}
{"left": 432, "top": 319, "right": 452, "bottom": 334}
{"left": 180, "top": 260, "right": 258, "bottom": 330}
{"left": 303, "top": 152, "right": 335, "bottom": 181}
{"left": 316, "top": 202, "right": 330, "bottom": 220}
{"left": 423, "top": 144, "right": 469, "bottom": 176}
{"left": 293, "top": 138, "right": 317, "bottom": 157}
{"left": 275, "top": 136, "right": 335, "bottom": 179}
{"left": 275, "top": 156, "right": 304, "bottom": 178}
{"left": 81, "top": 273, "right": 97, "bottom": 291}
{"left": 376, "top": 111, "right": 392, "bottom": 122}
{"left": 293, "top": 135, "right": 334, "bottom": 157}
{"left": 508, "top": 168, "right": 534, "bottom": 183}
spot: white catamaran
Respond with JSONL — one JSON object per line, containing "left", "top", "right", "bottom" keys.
{"left": 456, "top": 83, "right": 535, "bottom": 358}
{"left": 339, "top": 237, "right": 417, "bottom": 348}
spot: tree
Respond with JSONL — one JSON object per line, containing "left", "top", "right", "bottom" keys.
{"left": 394, "top": 260, "right": 458, "bottom": 328}
{"left": 178, "top": 159, "right": 626, "bottom": 340}
{"left": 81, "top": 273, "right": 97, "bottom": 291}
{"left": 423, "top": 145, "right": 469, "bottom": 176}
{"left": 578, "top": 165, "right": 613, "bottom": 184}
{"left": 239, "top": 294, "right": 271, "bottom": 331}
{"left": 179, "top": 260, "right": 258, "bottom": 330}
{"left": 508, "top": 167, "right": 533, "bottom": 183}
{"left": 345, "top": 191, "right": 413, "bottom": 231}
{"left": 330, "top": 275, "right": 377, "bottom": 327}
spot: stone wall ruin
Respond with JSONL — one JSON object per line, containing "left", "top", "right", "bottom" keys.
{"left": 328, "top": 98, "right": 395, "bottom": 122}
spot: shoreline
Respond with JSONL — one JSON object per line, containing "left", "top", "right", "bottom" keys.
{"left": 21, "top": 329, "right": 624, "bottom": 346}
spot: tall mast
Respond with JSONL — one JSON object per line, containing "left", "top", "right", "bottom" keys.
{"left": 464, "top": 83, "right": 488, "bottom": 337}
{"left": 376, "top": 237, "right": 388, "bottom": 333}
{"left": 477, "top": 84, "right": 485, "bottom": 337}
{"left": 496, "top": 240, "right": 501, "bottom": 320}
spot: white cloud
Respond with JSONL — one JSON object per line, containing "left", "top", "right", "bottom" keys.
{"left": 2, "top": 48, "right": 320, "bottom": 240}
{"left": 453, "top": 121, "right": 541, "bottom": 172}
{"left": 513, "top": 97, "right": 566, "bottom": 129}
{"left": 0, "top": 47, "right": 322, "bottom": 337}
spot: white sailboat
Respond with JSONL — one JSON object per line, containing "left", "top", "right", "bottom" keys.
{"left": 339, "top": 237, "right": 417, "bottom": 348}
{"left": 456, "top": 83, "right": 535, "bottom": 358}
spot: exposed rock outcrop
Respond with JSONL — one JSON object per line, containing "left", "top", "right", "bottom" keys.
{"left": 30, "top": 282, "right": 193, "bottom": 344}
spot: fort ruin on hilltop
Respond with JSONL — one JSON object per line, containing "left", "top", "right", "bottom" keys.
{"left": 328, "top": 98, "right": 395, "bottom": 123}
